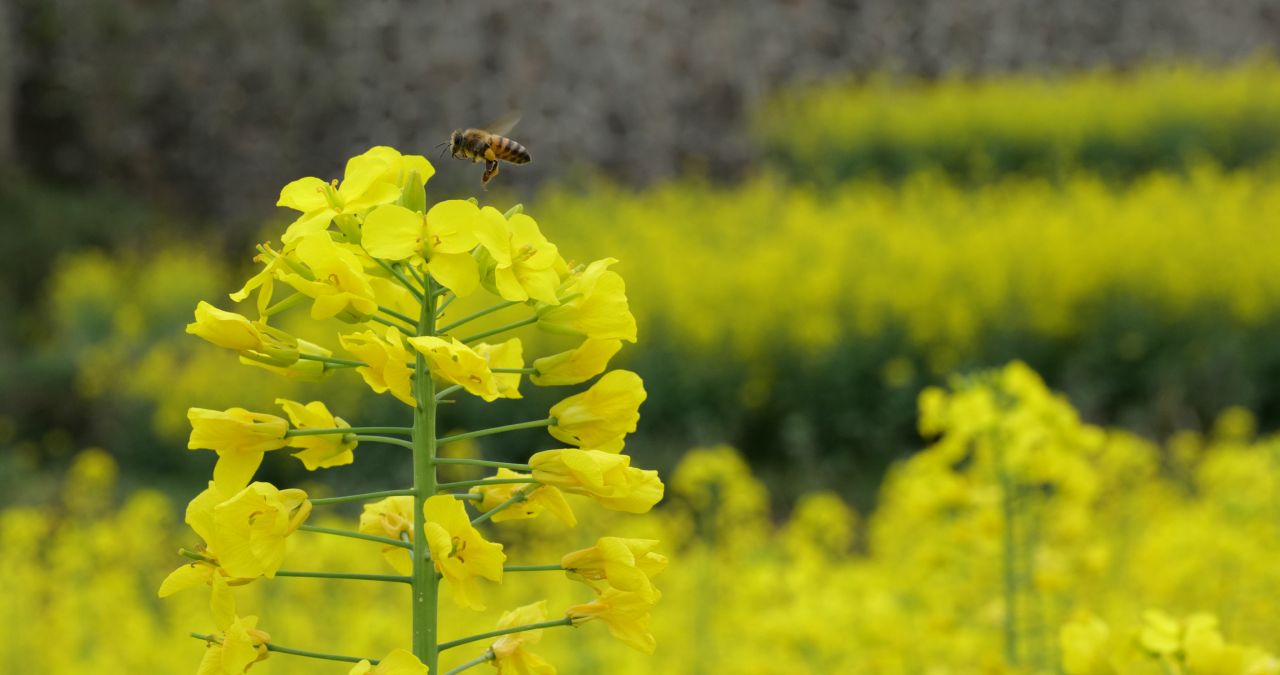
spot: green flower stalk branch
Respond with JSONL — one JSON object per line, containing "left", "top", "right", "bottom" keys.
{"left": 164, "top": 145, "right": 666, "bottom": 675}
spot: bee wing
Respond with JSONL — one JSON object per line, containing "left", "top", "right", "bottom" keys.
{"left": 481, "top": 112, "right": 522, "bottom": 137}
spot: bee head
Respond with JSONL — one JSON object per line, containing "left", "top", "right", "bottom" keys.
{"left": 449, "top": 130, "right": 464, "bottom": 155}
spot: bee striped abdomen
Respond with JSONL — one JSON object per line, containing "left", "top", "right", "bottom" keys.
{"left": 490, "top": 136, "right": 531, "bottom": 164}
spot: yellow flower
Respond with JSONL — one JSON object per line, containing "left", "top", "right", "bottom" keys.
{"left": 277, "top": 398, "right": 357, "bottom": 470}
{"left": 531, "top": 338, "right": 622, "bottom": 386}
{"left": 229, "top": 243, "right": 288, "bottom": 316}
{"left": 561, "top": 537, "right": 666, "bottom": 602}
{"left": 423, "top": 495, "right": 505, "bottom": 610}
{"left": 1060, "top": 614, "right": 1114, "bottom": 675}
{"left": 186, "top": 302, "right": 266, "bottom": 351}
{"left": 567, "top": 588, "right": 659, "bottom": 654}
{"left": 159, "top": 482, "right": 243, "bottom": 597}
{"left": 187, "top": 408, "right": 289, "bottom": 492}
{"left": 528, "top": 449, "right": 664, "bottom": 513}
{"left": 491, "top": 601, "right": 557, "bottom": 675}
{"left": 347, "top": 649, "right": 430, "bottom": 675}
{"left": 359, "top": 496, "right": 415, "bottom": 575}
{"left": 475, "top": 207, "right": 561, "bottom": 304}
{"left": 196, "top": 574, "right": 264, "bottom": 674}
{"left": 277, "top": 148, "right": 403, "bottom": 244}
{"left": 474, "top": 338, "right": 524, "bottom": 399}
{"left": 211, "top": 482, "right": 311, "bottom": 578}
{"left": 281, "top": 232, "right": 379, "bottom": 321}
{"left": 548, "top": 370, "right": 646, "bottom": 452}
{"left": 469, "top": 468, "right": 577, "bottom": 526}
{"left": 536, "top": 258, "right": 636, "bottom": 342}
{"left": 363, "top": 200, "right": 487, "bottom": 295}
{"left": 408, "top": 335, "right": 500, "bottom": 401}
{"left": 341, "top": 327, "right": 416, "bottom": 406}
{"left": 196, "top": 614, "right": 271, "bottom": 675}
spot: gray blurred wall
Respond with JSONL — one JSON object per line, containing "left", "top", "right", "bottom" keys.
{"left": 3, "top": 0, "right": 1278, "bottom": 227}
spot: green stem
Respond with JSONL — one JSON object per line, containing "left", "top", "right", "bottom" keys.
{"left": 354, "top": 434, "right": 415, "bottom": 449}
{"left": 380, "top": 305, "right": 418, "bottom": 326}
{"left": 297, "top": 353, "right": 367, "bottom": 368}
{"left": 436, "top": 478, "right": 540, "bottom": 491}
{"left": 191, "top": 633, "right": 375, "bottom": 665}
{"left": 287, "top": 426, "right": 411, "bottom": 437}
{"left": 179, "top": 547, "right": 209, "bottom": 562}
{"left": 434, "top": 457, "right": 532, "bottom": 471}
{"left": 471, "top": 485, "right": 535, "bottom": 526}
{"left": 298, "top": 524, "right": 412, "bottom": 550}
{"left": 461, "top": 316, "right": 539, "bottom": 344}
{"left": 503, "top": 564, "right": 564, "bottom": 572}
{"left": 435, "top": 292, "right": 458, "bottom": 319}
{"left": 370, "top": 314, "right": 416, "bottom": 334}
{"left": 451, "top": 493, "right": 482, "bottom": 501}
{"left": 262, "top": 292, "right": 308, "bottom": 317}
{"left": 412, "top": 276, "right": 441, "bottom": 670}
{"left": 311, "top": 488, "right": 416, "bottom": 506}
{"left": 437, "top": 300, "right": 519, "bottom": 334}
{"left": 404, "top": 263, "right": 429, "bottom": 293}
{"left": 435, "top": 384, "right": 464, "bottom": 401}
{"left": 274, "top": 570, "right": 412, "bottom": 584}
{"left": 437, "top": 418, "right": 555, "bottom": 446}
{"left": 438, "top": 618, "right": 574, "bottom": 651}
{"left": 443, "top": 651, "right": 494, "bottom": 675}
{"left": 370, "top": 255, "right": 425, "bottom": 302}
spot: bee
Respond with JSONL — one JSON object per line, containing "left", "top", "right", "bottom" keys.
{"left": 443, "top": 112, "right": 531, "bottom": 188}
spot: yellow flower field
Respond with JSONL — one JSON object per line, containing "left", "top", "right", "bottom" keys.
{"left": 3, "top": 363, "right": 1277, "bottom": 673}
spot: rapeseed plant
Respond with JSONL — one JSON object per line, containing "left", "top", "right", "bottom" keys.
{"left": 161, "top": 146, "right": 665, "bottom": 673}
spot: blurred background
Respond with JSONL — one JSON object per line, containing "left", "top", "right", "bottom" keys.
{"left": 3, "top": 1, "right": 1280, "bottom": 673}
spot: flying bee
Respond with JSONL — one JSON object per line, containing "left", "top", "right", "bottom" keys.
{"left": 441, "top": 112, "right": 531, "bottom": 188}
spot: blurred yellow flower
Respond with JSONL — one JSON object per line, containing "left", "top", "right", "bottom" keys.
{"left": 536, "top": 258, "right": 636, "bottom": 342}
{"left": 470, "top": 468, "right": 577, "bottom": 526}
{"left": 475, "top": 207, "right": 561, "bottom": 304}
{"left": 548, "top": 370, "right": 645, "bottom": 452}
{"left": 211, "top": 482, "right": 311, "bottom": 578}
{"left": 423, "top": 495, "right": 505, "bottom": 610}
{"left": 561, "top": 537, "right": 666, "bottom": 602}
{"left": 187, "top": 407, "right": 289, "bottom": 492}
{"left": 347, "top": 649, "right": 430, "bottom": 675}
{"left": 277, "top": 149, "right": 402, "bottom": 244}
{"left": 281, "top": 232, "right": 379, "bottom": 321}
{"left": 1060, "top": 614, "right": 1114, "bottom": 675}
{"left": 567, "top": 588, "right": 658, "bottom": 654}
{"left": 408, "top": 336, "right": 500, "bottom": 401}
{"left": 530, "top": 338, "right": 621, "bottom": 386}
{"left": 341, "top": 327, "right": 416, "bottom": 406}
{"left": 474, "top": 338, "right": 524, "bottom": 399}
{"left": 1139, "top": 610, "right": 1183, "bottom": 656}
{"left": 491, "top": 600, "right": 557, "bottom": 675}
{"left": 528, "top": 449, "right": 663, "bottom": 513}
{"left": 359, "top": 496, "right": 415, "bottom": 575}
{"left": 276, "top": 398, "right": 356, "bottom": 470}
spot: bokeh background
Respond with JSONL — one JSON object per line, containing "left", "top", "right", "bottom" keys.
{"left": 3, "top": 1, "right": 1280, "bottom": 673}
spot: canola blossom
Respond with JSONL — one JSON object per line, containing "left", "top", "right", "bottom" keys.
{"left": 158, "top": 146, "right": 664, "bottom": 673}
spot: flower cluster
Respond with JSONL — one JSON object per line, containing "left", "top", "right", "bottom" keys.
{"left": 162, "top": 146, "right": 664, "bottom": 674}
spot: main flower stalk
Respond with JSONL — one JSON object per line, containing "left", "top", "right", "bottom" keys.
{"left": 412, "top": 278, "right": 439, "bottom": 668}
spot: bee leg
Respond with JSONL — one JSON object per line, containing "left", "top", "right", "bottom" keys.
{"left": 483, "top": 147, "right": 498, "bottom": 162}
{"left": 482, "top": 160, "right": 500, "bottom": 187}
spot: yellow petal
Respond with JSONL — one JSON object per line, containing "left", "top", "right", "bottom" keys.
{"left": 363, "top": 205, "right": 424, "bottom": 260}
